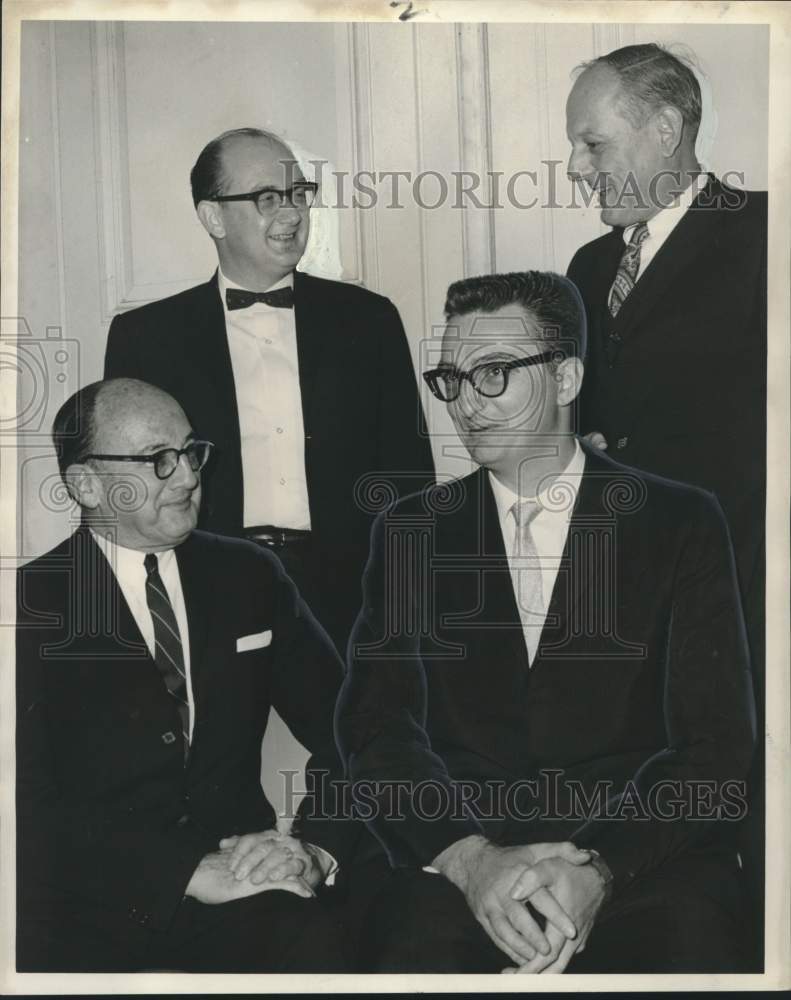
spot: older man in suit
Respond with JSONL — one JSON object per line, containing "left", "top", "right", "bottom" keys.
{"left": 565, "top": 43, "right": 766, "bottom": 675}
{"left": 335, "top": 272, "right": 755, "bottom": 973}
{"left": 105, "top": 127, "right": 435, "bottom": 653}
{"left": 564, "top": 43, "right": 767, "bottom": 960}
{"left": 16, "top": 378, "right": 356, "bottom": 972}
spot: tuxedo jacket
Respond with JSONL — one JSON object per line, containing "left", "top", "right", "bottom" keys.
{"left": 335, "top": 444, "right": 756, "bottom": 898}
{"left": 104, "top": 270, "right": 436, "bottom": 647}
{"left": 16, "top": 527, "right": 357, "bottom": 956}
{"left": 567, "top": 176, "right": 767, "bottom": 621}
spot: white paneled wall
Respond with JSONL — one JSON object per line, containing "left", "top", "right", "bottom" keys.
{"left": 16, "top": 19, "right": 769, "bottom": 816}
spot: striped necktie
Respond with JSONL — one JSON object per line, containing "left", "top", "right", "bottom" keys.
{"left": 609, "top": 222, "right": 649, "bottom": 317}
{"left": 143, "top": 553, "right": 189, "bottom": 762}
{"left": 509, "top": 498, "right": 545, "bottom": 666}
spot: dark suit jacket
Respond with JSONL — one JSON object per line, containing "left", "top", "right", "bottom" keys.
{"left": 335, "top": 444, "right": 756, "bottom": 898}
{"left": 567, "top": 176, "right": 767, "bottom": 635}
{"left": 16, "top": 527, "right": 356, "bottom": 961}
{"left": 104, "top": 271, "right": 435, "bottom": 650}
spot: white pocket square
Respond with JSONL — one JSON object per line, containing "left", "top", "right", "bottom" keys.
{"left": 236, "top": 629, "right": 272, "bottom": 652}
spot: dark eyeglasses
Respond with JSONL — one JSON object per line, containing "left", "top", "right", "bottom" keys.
{"left": 83, "top": 440, "right": 214, "bottom": 480}
{"left": 423, "top": 351, "right": 559, "bottom": 403}
{"left": 212, "top": 182, "right": 319, "bottom": 215}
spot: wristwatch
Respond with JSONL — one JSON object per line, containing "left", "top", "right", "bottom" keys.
{"left": 586, "top": 849, "right": 614, "bottom": 902}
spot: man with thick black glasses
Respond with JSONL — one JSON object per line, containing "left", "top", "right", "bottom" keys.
{"left": 336, "top": 271, "right": 755, "bottom": 974}
{"left": 105, "top": 126, "right": 434, "bottom": 654}
{"left": 16, "top": 377, "right": 357, "bottom": 971}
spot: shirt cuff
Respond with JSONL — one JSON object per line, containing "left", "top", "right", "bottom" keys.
{"left": 306, "top": 842, "right": 339, "bottom": 887}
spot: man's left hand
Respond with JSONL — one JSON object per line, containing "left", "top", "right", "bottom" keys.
{"left": 501, "top": 858, "right": 607, "bottom": 974}
{"left": 220, "top": 832, "right": 325, "bottom": 889}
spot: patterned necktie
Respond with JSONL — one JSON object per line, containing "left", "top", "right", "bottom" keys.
{"left": 509, "top": 499, "right": 546, "bottom": 666}
{"left": 225, "top": 286, "right": 294, "bottom": 311}
{"left": 608, "top": 222, "right": 649, "bottom": 317}
{"left": 143, "top": 553, "right": 190, "bottom": 762}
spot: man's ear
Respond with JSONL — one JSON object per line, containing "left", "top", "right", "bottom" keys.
{"left": 556, "top": 357, "right": 584, "bottom": 407}
{"left": 63, "top": 463, "right": 102, "bottom": 510}
{"left": 196, "top": 200, "right": 226, "bottom": 240}
{"left": 654, "top": 105, "right": 684, "bottom": 158}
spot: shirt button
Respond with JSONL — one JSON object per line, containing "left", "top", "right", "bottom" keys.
{"left": 276, "top": 427, "right": 283, "bottom": 434}
{"left": 265, "top": 338, "right": 272, "bottom": 345}
{"left": 616, "top": 436, "right": 629, "bottom": 450}
{"left": 280, "top": 477, "right": 286, "bottom": 485}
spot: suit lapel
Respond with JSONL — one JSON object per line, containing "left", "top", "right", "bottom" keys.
{"left": 533, "top": 453, "right": 599, "bottom": 664}
{"left": 193, "top": 273, "right": 241, "bottom": 439}
{"left": 610, "top": 174, "right": 725, "bottom": 343}
{"left": 293, "top": 270, "right": 331, "bottom": 441}
{"left": 174, "top": 533, "right": 212, "bottom": 693}
{"left": 436, "top": 469, "right": 530, "bottom": 673}
{"left": 71, "top": 525, "right": 151, "bottom": 660}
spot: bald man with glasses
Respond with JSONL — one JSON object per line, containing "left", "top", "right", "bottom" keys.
{"left": 16, "top": 378, "right": 357, "bottom": 972}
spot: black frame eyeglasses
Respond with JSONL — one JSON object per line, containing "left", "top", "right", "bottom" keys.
{"left": 423, "top": 350, "right": 560, "bottom": 403}
{"left": 212, "top": 182, "right": 319, "bottom": 215}
{"left": 82, "top": 440, "right": 215, "bottom": 481}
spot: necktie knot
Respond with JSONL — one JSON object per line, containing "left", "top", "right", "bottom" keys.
{"left": 225, "top": 286, "right": 294, "bottom": 311}
{"left": 609, "top": 222, "right": 649, "bottom": 318}
{"left": 629, "top": 222, "right": 649, "bottom": 248}
{"left": 143, "top": 552, "right": 158, "bottom": 576}
{"left": 510, "top": 498, "right": 541, "bottom": 530}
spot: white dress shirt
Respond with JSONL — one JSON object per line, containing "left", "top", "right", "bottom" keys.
{"left": 488, "top": 441, "right": 586, "bottom": 665}
{"left": 622, "top": 172, "right": 707, "bottom": 282}
{"left": 219, "top": 269, "right": 311, "bottom": 530}
{"left": 91, "top": 530, "right": 195, "bottom": 741}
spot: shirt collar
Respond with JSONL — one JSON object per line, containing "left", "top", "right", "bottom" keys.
{"left": 218, "top": 268, "right": 294, "bottom": 300}
{"left": 488, "top": 438, "right": 585, "bottom": 523}
{"left": 90, "top": 528, "right": 175, "bottom": 577}
{"left": 623, "top": 172, "right": 707, "bottom": 245}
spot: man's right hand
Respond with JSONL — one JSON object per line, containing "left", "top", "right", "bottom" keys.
{"left": 431, "top": 836, "right": 591, "bottom": 965}
{"left": 184, "top": 849, "right": 314, "bottom": 905}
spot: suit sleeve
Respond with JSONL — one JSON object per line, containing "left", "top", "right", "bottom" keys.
{"left": 16, "top": 590, "right": 212, "bottom": 932}
{"left": 266, "top": 558, "right": 362, "bottom": 868}
{"left": 375, "top": 299, "right": 435, "bottom": 495}
{"left": 570, "top": 492, "right": 757, "bottom": 895}
{"left": 334, "top": 511, "right": 483, "bottom": 867}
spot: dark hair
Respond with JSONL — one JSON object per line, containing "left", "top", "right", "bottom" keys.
{"left": 189, "top": 127, "right": 292, "bottom": 207}
{"left": 443, "top": 271, "right": 587, "bottom": 360}
{"left": 585, "top": 43, "right": 702, "bottom": 140}
{"left": 51, "top": 380, "right": 105, "bottom": 477}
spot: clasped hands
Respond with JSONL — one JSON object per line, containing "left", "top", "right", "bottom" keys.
{"left": 434, "top": 835, "right": 608, "bottom": 975}
{"left": 185, "top": 830, "right": 325, "bottom": 905}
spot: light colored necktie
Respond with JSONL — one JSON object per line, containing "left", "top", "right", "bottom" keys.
{"left": 609, "top": 222, "right": 649, "bottom": 317}
{"left": 509, "top": 499, "right": 545, "bottom": 665}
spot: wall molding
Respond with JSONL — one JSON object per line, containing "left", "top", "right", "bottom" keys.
{"left": 342, "top": 23, "right": 378, "bottom": 289}
{"left": 455, "top": 23, "right": 495, "bottom": 278}
{"left": 91, "top": 22, "right": 205, "bottom": 318}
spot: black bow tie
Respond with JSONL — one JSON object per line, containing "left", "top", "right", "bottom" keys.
{"left": 226, "top": 286, "right": 294, "bottom": 311}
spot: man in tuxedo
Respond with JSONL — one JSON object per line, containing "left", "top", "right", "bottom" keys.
{"left": 564, "top": 42, "right": 767, "bottom": 958}
{"left": 335, "top": 272, "right": 756, "bottom": 973}
{"left": 16, "top": 378, "right": 356, "bottom": 972}
{"left": 105, "top": 127, "right": 434, "bottom": 652}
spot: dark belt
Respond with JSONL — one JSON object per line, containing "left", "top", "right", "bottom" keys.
{"left": 244, "top": 525, "right": 312, "bottom": 550}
